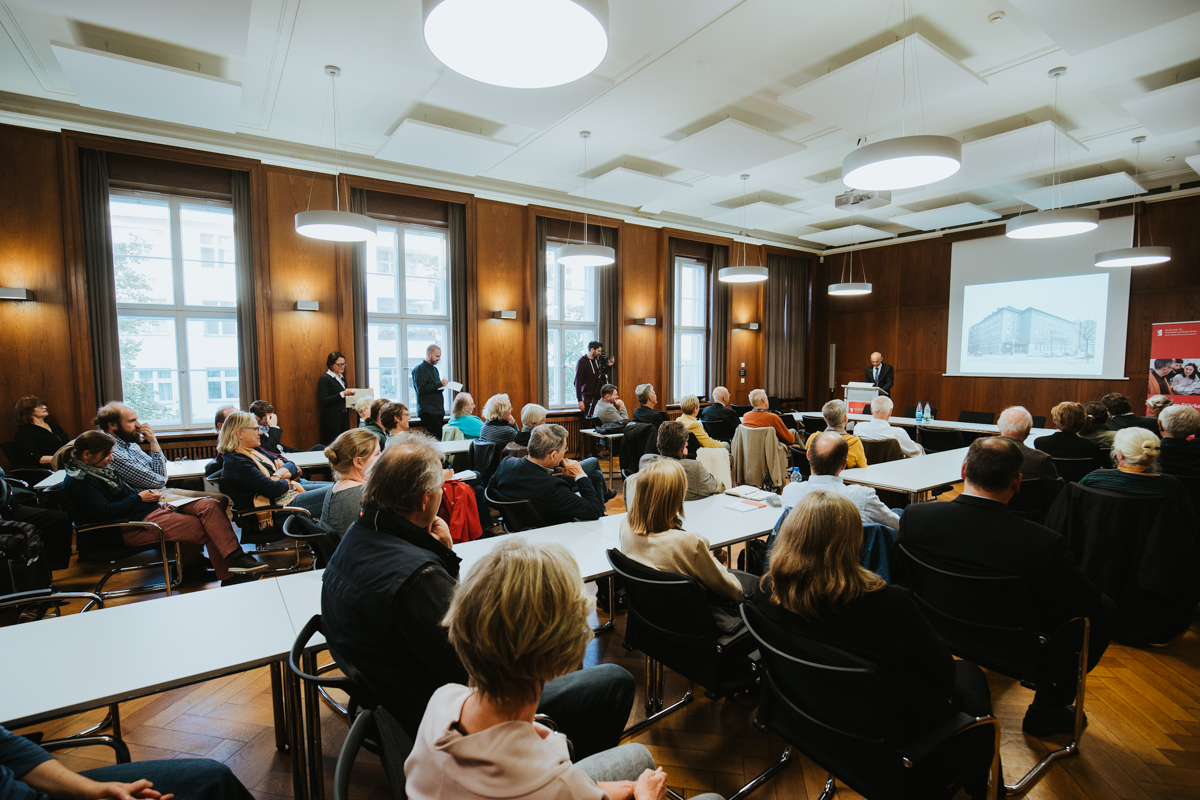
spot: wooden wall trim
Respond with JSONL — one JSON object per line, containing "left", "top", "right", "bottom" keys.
{"left": 57, "top": 129, "right": 97, "bottom": 426}
{"left": 528, "top": 204, "right": 624, "bottom": 230}
{"left": 344, "top": 173, "right": 473, "bottom": 205}
{"left": 661, "top": 227, "right": 733, "bottom": 247}
{"left": 62, "top": 130, "right": 260, "bottom": 172}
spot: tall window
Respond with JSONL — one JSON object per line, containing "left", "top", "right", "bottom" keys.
{"left": 545, "top": 244, "right": 598, "bottom": 409}
{"left": 110, "top": 192, "right": 238, "bottom": 429}
{"left": 366, "top": 223, "right": 452, "bottom": 410}
{"left": 673, "top": 257, "right": 708, "bottom": 401}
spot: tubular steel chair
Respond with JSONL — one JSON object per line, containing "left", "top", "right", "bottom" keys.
{"left": 333, "top": 706, "right": 410, "bottom": 800}
{"left": 212, "top": 471, "right": 313, "bottom": 575}
{"left": 282, "top": 514, "right": 341, "bottom": 569}
{"left": 483, "top": 487, "right": 546, "bottom": 533}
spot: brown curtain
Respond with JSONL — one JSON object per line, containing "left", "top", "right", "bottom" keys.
{"left": 349, "top": 187, "right": 369, "bottom": 388}
{"left": 80, "top": 148, "right": 124, "bottom": 404}
{"left": 449, "top": 202, "right": 468, "bottom": 384}
{"left": 763, "top": 252, "right": 810, "bottom": 399}
{"left": 597, "top": 226, "right": 619, "bottom": 390}
{"left": 662, "top": 238, "right": 676, "bottom": 402}
{"left": 232, "top": 171, "right": 259, "bottom": 407}
{"left": 535, "top": 218, "right": 549, "bottom": 405}
{"left": 709, "top": 244, "right": 729, "bottom": 400}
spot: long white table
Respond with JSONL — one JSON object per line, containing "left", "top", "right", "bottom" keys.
{"left": 841, "top": 446, "right": 969, "bottom": 503}
{"left": 794, "top": 411, "right": 1054, "bottom": 444}
{"left": 33, "top": 449, "right": 334, "bottom": 490}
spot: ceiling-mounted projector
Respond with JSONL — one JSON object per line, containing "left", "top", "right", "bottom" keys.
{"left": 835, "top": 189, "right": 891, "bottom": 210}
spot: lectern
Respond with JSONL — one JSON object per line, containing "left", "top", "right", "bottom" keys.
{"left": 842, "top": 382, "right": 882, "bottom": 414}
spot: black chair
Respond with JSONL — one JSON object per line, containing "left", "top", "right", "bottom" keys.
{"left": 741, "top": 603, "right": 999, "bottom": 800}
{"left": 333, "top": 706, "right": 410, "bottom": 800}
{"left": 212, "top": 471, "right": 313, "bottom": 575}
{"left": 732, "top": 403, "right": 753, "bottom": 417}
{"left": 484, "top": 487, "right": 546, "bottom": 532}
{"left": 860, "top": 438, "right": 903, "bottom": 465}
{"left": 957, "top": 411, "right": 996, "bottom": 425}
{"left": 45, "top": 486, "right": 182, "bottom": 603}
{"left": 896, "top": 543, "right": 1089, "bottom": 795}
{"left": 801, "top": 416, "right": 826, "bottom": 437}
{"left": 1032, "top": 415, "right": 1047, "bottom": 428}
{"left": 283, "top": 514, "right": 340, "bottom": 569}
{"left": 1174, "top": 474, "right": 1200, "bottom": 514}
{"left": 1007, "top": 477, "right": 1053, "bottom": 525}
{"left": 1, "top": 440, "right": 32, "bottom": 469}
{"left": 621, "top": 422, "right": 657, "bottom": 473}
{"left": 468, "top": 439, "right": 505, "bottom": 486}
{"left": 903, "top": 406, "right": 938, "bottom": 419}
{"left": 684, "top": 431, "right": 702, "bottom": 460}
{"left": 1052, "top": 457, "right": 1097, "bottom": 485}
{"left": 915, "top": 427, "right": 965, "bottom": 454}
{"left": 701, "top": 418, "right": 733, "bottom": 444}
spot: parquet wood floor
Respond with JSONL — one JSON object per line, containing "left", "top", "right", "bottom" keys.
{"left": 10, "top": 482, "right": 1200, "bottom": 799}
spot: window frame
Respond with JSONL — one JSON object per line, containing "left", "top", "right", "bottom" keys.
{"left": 672, "top": 255, "right": 710, "bottom": 404}
{"left": 545, "top": 240, "right": 600, "bottom": 410}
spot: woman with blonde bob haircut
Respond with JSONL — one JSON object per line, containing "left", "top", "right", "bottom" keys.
{"left": 754, "top": 490, "right": 998, "bottom": 797}
{"left": 320, "top": 428, "right": 382, "bottom": 540}
{"left": 677, "top": 395, "right": 726, "bottom": 449}
{"left": 405, "top": 536, "right": 718, "bottom": 800}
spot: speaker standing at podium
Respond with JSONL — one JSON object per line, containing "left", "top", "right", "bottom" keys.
{"left": 866, "top": 352, "right": 894, "bottom": 396}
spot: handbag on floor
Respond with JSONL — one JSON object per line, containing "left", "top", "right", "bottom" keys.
{"left": 0, "top": 519, "right": 52, "bottom": 595}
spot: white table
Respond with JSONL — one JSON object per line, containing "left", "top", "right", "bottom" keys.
{"left": 33, "top": 449, "right": 334, "bottom": 490}
{"left": 840, "top": 446, "right": 969, "bottom": 503}
{"left": 794, "top": 411, "right": 1054, "bottom": 444}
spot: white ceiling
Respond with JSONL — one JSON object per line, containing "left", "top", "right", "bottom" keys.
{"left": 1, "top": 0, "right": 1198, "bottom": 250}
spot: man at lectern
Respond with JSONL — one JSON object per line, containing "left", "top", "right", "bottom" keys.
{"left": 866, "top": 351, "right": 894, "bottom": 396}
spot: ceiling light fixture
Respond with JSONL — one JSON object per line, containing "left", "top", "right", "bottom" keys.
{"left": 558, "top": 131, "right": 615, "bottom": 267}
{"left": 295, "top": 66, "right": 376, "bottom": 243}
{"left": 841, "top": 1, "right": 962, "bottom": 190}
{"left": 1006, "top": 67, "right": 1098, "bottom": 240}
{"left": 719, "top": 175, "right": 768, "bottom": 283}
{"left": 422, "top": 0, "right": 608, "bottom": 89}
{"left": 1094, "top": 137, "right": 1171, "bottom": 267}
{"left": 828, "top": 247, "right": 872, "bottom": 296}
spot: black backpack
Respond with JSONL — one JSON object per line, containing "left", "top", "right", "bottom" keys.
{"left": 0, "top": 520, "right": 52, "bottom": 595}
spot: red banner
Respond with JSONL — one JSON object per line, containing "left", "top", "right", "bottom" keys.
{"left": 1149, "top": 321, "right": 1200, "bottom": 411}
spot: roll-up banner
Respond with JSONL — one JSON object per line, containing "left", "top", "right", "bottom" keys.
{"left": 1150, "top": 321, "right": 1200, "bottom": 411}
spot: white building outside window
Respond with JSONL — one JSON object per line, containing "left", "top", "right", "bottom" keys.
{"left": 545, "top": 245, "right": 598, "bottom": 409}
{"left": 673, "top": 257, "right": 707, "bottom": 402}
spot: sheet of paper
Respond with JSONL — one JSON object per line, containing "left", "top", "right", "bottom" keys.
{"left": 345, "top": 388, "right": 373, "bottom": 408}
{"left": 445, "top": 381, "right": 464, "bottom": 392}
{"left": 165, "top": 495, "right": 202, "bottom": 508}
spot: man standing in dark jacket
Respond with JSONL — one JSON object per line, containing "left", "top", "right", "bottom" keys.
{"left": 574, "top": 340, "right": 612, "bottom": 416}
{"left": 321, "top": 434, "right": 633, "bottom": 756}
{"left": 412, "top": 344, "right": 448, "bottom": 441}
{"left": 489, "top": 424, "right": 607, "bottom": 525}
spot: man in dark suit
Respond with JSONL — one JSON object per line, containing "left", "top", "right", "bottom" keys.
{"left": 488, "top": 423, "right": 606, "bottom": 526}
{"left": 866, "top": 351, "right": 894, "bottom": 396}
{"left": 700, "top": 385, "right": 740, "bottom": 441}
{"left": 317, "top": 351, "right": 357, "bottom": 445}
{"left": 1158, "top": 405, "right": 1200, "bottom": 477}
{"left": 632, "top": 383, "right": 670, "bottom": 427}
{"left": 1101, "top": 393, "right": 1157, "bottom": 433}
{"left": 412, "top": 344, "right": 449, "bottom": 441}
{"left": 898, "top": 436, "right": 1114, "bottom": 735}
{"left": 998, "top": 405, "right": 1063, "bottom": 496}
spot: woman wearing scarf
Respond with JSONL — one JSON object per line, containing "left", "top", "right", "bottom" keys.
{"left": 217, "top": 412, "right": 328, "bottom": 520}
{"left": 62, "top": 431, "right": 266, "bottom": 585}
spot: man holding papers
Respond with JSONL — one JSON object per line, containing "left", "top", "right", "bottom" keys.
{"left": 412, "top": 344, "right": 449, "bottom": 441}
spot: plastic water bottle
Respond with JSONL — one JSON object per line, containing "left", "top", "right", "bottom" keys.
{"left": 915, "top": 403, "right": 924, "bottom": 423}
{"left": 924, "top": 402, "right": 933, "bottom": 422}
{"left": 790, "top": 467, "right": 802, "bottom": 484}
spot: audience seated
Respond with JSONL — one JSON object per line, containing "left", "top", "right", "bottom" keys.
{"left": 216, "top": 412, "right": 329, "bottom": 519}
{"left": 12, "top": 395, "right": 69, "bottom": 467}
{"left": 781, "top": 432, "right": 898, "bottom": 530}
{"left": 1080, "top": 427, "right": 1193, "bottom": 508}
{"left": 248, "top": 399, "right": 301, "bottom": 454}
{"left": 380, "top": 402, "right": 411, "bottom": 450}
{"left": 515, "top": 403, "right": 547, "bottom": 447}
{"left": 478, "top": 393, "right": 519, "bottom": 445}
{"left": 700, "top": 386, "right": 740, "bottom": 439}
{"left": 852, "top": 396, "right": 924, "bottom": 458}
{"left": 678, "top": 396, "right": 726, "bottom": 449}
{"left": 898, "top": 437, "right": 1114, "bottom": 735}
{"left": 1102, "top": 393, "right": 1157, "bottom": 433}
{"left": 447, "top": 393, "right": 484, "bottom": 439}
{"left": 404, "top": 536, "right": 705, "bottom": 800}
{"left": 1146, "top": 394, "right": 1173, "bottom": 418}
{"left": 0, "top": 723, "right": 253, "bottom": 800}
{"left": 1034, "top": 402, "right": 1104, "bottom": 467}
{"left": 635, "top": 420, "right": 724, "bottom": 502}
{"left": 632, "top": 384, "right": 669, "bottom": 427}
{"left": 803, "top": 400, "right": 867, "bottom": 468}
{"left": 64, "top": 431, "right": 266, "bottom": 584}
{"left": 321, "top": 428, "right": 380, "bottom": 541}
{"left": 592, "top": 384, "right": 628, "bottom": 425}
{"left": 1080, "top": 401, "right": 1116, "bottom": 449}
{"left": 742, "top": 389, "right": 797, "bottom": 447}
{"left": 997, "top": 406, "right": 1063, "bottom": 495}
{"left": 1157, "top": 405, "right": 1200, "bottom": 477}
{"left": 321, "top": 435, "right": 634, "bottom": 755}
{"left": 753, "top": 491, "right": 996, "bottom": 800}
{"left": 489, "top": 425, "right": 608, "bottom": 525}
{"left": 355, "top": 398, "right": 389, "bottom": 448}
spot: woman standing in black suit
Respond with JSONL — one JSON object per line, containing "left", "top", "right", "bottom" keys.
{"left": 317, "top": 351, "right": 358, "bottom": 445}
{"left": 13, "top": 396, "right": 70, "bottom": 467}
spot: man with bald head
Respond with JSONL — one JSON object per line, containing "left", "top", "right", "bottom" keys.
{"left": 998, "top": 405, "right": 1063, "bottom": 495}
{"left": 700, "top": 385, "right": 740, "bottom": 441}
{"left": 865, "top": 352, "right": 894, "bottom": 396}
{"left": 781, "top": 431, "right": 899, "bottom": 530}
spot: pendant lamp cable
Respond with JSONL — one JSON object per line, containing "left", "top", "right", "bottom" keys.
{"left": 332, "top": 71, "right": 342, "bottom": 212}
{"left": 304, "top": 77, "right": 333, "bottom": 214}
{"left": 740, "top": 174, "right": 749, "bottom": 267}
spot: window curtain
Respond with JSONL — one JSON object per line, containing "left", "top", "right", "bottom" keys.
{"left": 597, "top": 226, "right": 619, "bottom": 390}
{"left": 79, "top": 148, "right": 124, "bottom": 405}
{"left": 232, "top": 171, "right": 259, "bottom": 407}
{"left": 709, "top": 244, "right": 729, "bottom": 399}
{"left": 535, "top": 217, "right": 549, "bottom": 406}
{"left": 763, "top": 253, "right": 810, "bottom": 399}
{"left": 349, "top": 187, "right": 369, "bottom": 389}
{"left": 662, "top": 238, "right": 676, "bottom": 402}
{"left": 448, "top": 202, "right": 468, "bottom": 384}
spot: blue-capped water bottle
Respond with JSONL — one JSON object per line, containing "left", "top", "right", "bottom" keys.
{"left": 790, "top": 467, "right": 802, "bottom": 484}
{"left": 915, "top": 402, "right": 924, "bottom": 423}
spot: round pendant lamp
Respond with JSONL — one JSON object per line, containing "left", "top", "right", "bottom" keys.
{"left": 842, "top": 135, "right": 962, "bottom": 191}
{"left": 1005, "top": 207, "right": 1099, "bottom": 239}
{"left": 423, "top": 0, "right": 608, "bottom": 89}
{"left": 719, "top": 175, "right": 768, "bottom": 283}
{"left": 1093, "top": 137, "right": 1171, "bottom": 267}
{"left": 828, "top": 248, "right": 871, "bottom": 296}
{"left": 558, "top": 132, "right": 615, "bottom": 267}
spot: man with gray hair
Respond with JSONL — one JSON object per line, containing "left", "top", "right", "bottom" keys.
{"left": 998, "top": 405, "right": 1063, "bottom": 493}
{"left": 1157, "top": 404, "right": 1200, "bottom": 476}
{"left": 489, "top": 423, "right": 607, "bottom": 526}
{"left": 700, "top": 385, "right": 740, "bottom": 440}
{"left": 632, "top": 383, "right": 668, "bottom": 427}
{"left": 853, "top": 396, "right": 924, "bottom": 457}
{"left": 801, "top": 399, "right": 867, "bottom": 468}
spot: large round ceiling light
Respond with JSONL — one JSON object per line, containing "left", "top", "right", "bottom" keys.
{"left": 557, "top": 243, "right": 615, "bottom": 267}
{"left": 1006, "top": 208, "right": 1099, "bottom": 239}
{"left": 828, "top": 282, "right": 873, "bottom": 296}
{"left": 718, "top": 266, "right": 769, "bottom": 283}
{"left": 423, "top": 0, "right": 609, "bottom": 89}
{"left": 1094, "top": 246, "right": 1172, "bottom": 267}
{"left": 295, "top": 210, "right": 377, "bottom": 242}
{"left": 842, "top": 135, "right": 962, "bottom": 191}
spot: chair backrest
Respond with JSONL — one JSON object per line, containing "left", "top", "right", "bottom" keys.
{"left": 1, "top": 442, "right": 25, "bottom": 469}
{"left": 441, "top": 426, "right": 464, "bottom": 442}
{"left": 859, "top": 438, "right": 903, "bottom": 465}
{"left": 731, "top": 424, "right": 787, "bottom": 489}
{"left": 483, "top": 487, "right": 546, "bottom": 532}
{"left": 915, "top": 427, "right": 965, "bottom": 453}
{"left": 1007, "top": 476, "right": 1052, "bottom": 524}
{"left": 468, "top": 440, "right": 504, "bottom": 484}
{"left": 903, "top": 406, "right": 937, "bottom": 419}
{"left": 767, "top": 396, "right": 784, "bottom": 413}
{"left": 957, "top": 410, "right": 995, "bottom": 425}
{"left": 621, "top": 422, "right": 657, "bottom": 473}
{"left": 334, "top": 706, "right": 410, "bottom": 800}
{"left": 607, "top": 548, "right": 718, "bottom": 646}
{"left": 1174, "top": 475, "right": 1200, "bottom": 513}
{"left": 51, "top": 441, "right": 75, "bottom": 472}
{"left": 1051, "top": 457, "right": 1096, "bottom": 485}
{"left": 701, "top": 418, "right": 733, "bottom": 443}
{"left": 731, "top": 404, "right": 753, "bottom": 417}
{"left": 1031, "top": 415, "right": 1047, "bottom": 428}
{"left": 802, "top": 416, "right": 827, "bottom": 436}
{"left": 283, "top": 514, "right": 340, "bottom": 569}
{"left": 684, "top": 431, "right": 701, "bottom": 459}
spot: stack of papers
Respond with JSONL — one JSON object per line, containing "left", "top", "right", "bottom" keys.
{"left": 726, "top": 499, "right": 767, "bottom": 512}
{"left": 726, "top": 485, "right": 774, "bottom": 501}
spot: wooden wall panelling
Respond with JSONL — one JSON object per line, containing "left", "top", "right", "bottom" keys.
{"left": 727, "top": 244, "right": 765, "bottom": 405}
{"left": 618, "top": 222, "right": 663, "bottom": 407}
{"left": 335, "top": 174, "right": 358, "bottom": 393}
{"left": 471, "top": 200, "right": 532, "bottom": 411}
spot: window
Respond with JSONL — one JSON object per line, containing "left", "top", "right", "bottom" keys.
{"left": 365, "top": 224, "right": 453, "bottom": 410}
{"left": 545, "top": 244, "right": 598, "bottom": 408}
{"left": 673, "top": 257, "right": 708, "bottom": 402}
{"left": 110, "top": 192, "right": 239, "bottom": 429}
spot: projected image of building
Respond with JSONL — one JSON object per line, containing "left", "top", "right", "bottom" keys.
{"left": 968, "top": 305, "right": 1096, "bottom": 357}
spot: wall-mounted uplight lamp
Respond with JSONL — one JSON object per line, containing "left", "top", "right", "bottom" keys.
{"left": 0, "top": 288, "right": 32, "bottom": 300}
{"left": 296, "top": 300, "right": 319, "bottom": 311}
{"left": 493, "top": 310, "right": 517, "bottom": 320}
{"left": 636, "top": 317, "right": 657, "bottom": 326}
{"left": 737, "top": 322, "right": 760, "bottom": 330}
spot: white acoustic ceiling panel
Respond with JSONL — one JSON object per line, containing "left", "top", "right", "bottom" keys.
{"left": 1122, "top": 78, "right": 1200, "bottom": 136}
{"left": 956, "top": 122, "right": 1089, "bottom": 187}
{"left": 422, "top": 70, "right": 613, "bottom": 129}
{"left": 891, "top": 204, "right": 1000, "bottom": 231}
{"left": 1187, "top": 155, "right": 1200, "bottom": 178}
{"left": 32, "top": 0, "right": 252, "bottom": 56}
{"left": 655, "top": 119, "right": 805, "bottom": 177}
{"left": 570, "top": 167, "right": 690, "bottom": 207}
{"left": 776, "top": 34, "right": 986, "bottom": 133}
{"left": 375, "top": 119, "right": 518, "bottom": 175}
{"left": 1013, "top": 172, "right": 1146, "bottom": 210}
{"left": 800, "top": 225, "right": 891, "bottom": 247}
{"left": 1007, "top": 0, "right": 1200, "bottom": 56}
{"left": 50, "top": 42, "right": 241, "bottom": 132}
{"left": 706, "top": 201, "right": 807, "bottom": 228}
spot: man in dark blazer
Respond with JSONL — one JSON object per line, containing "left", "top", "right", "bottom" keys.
{"left": 897, "top": 436, "right": 1114, "bottom": 735}
{"left": 998, "top": 406, "right": 1064, "bottom": 497}
{"left": 632, "top": 383, "right": 670, "bottom": 427}
{"left": 866, "top": 351, "right": 894, "bottom": 396}
{"left": 318, "top": 351, "right": 357, "bottom": 445}
{"left": 700, "top": 385, "right": 740, "bottom": 441}
{"left": 1101, "top": 393, "right": 1158, "bottom": 433}
{"left": 488, "top": 423, "right": 606, "bottom": 527}
{"left": 1158, "top": 405, "right": 1200, "bottom": 477}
